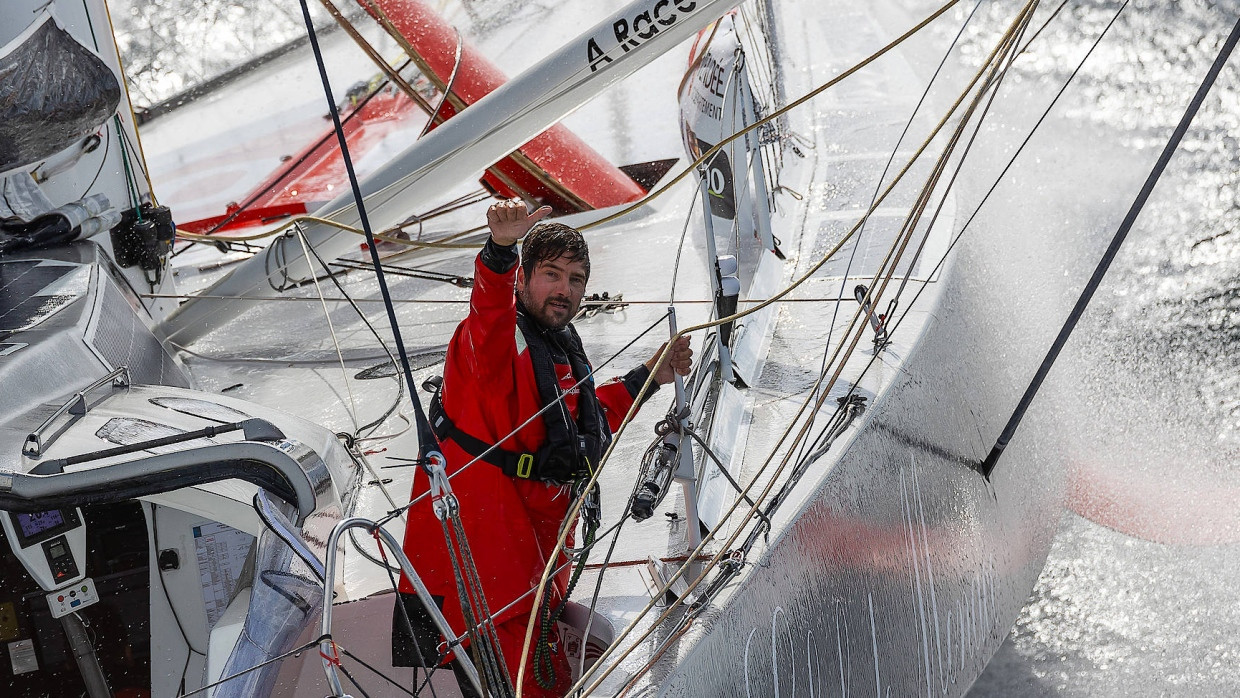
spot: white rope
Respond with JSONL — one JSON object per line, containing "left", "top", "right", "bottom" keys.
{"left": 297, "top": 228, "right": 362, "bottom": 433}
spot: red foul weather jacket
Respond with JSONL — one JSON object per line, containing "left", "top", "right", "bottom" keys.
{"left": 394, "top": 240, "right": 655, "bottom": 669}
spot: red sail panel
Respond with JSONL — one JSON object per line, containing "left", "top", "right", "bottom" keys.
{"left": 360, "top": 0, "right": 646, "bottom": 212}
{"left": 179, "top": 86, "right": 417, "bottom": 233}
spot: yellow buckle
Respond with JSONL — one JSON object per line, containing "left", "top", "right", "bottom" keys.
{"left": 516, "top": 453, "right": 534, "bottom": 479}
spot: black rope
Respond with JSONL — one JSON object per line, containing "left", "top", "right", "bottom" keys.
{"left": 296, "top": 0, "right": 442, "bottom": 473}
{"left": 339, "top": 662, "right": 374, "bottom": 698}
{"left": 176, "top": 635, "right": 328, "bottom": 697}
{"left": 339, "top": 646, "right": 422, "bottom": 697}
{"left": 980, "top": 10, "right": 1240, "bottom": 478}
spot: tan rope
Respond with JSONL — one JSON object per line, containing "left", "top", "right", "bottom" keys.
{"left": 569, "top": 3, "right": 1043, "bottom": 693}
{"left": 176, "top": 215, "right": 480, "bottom": 249}
{"left": 510, "top": 0, "right": 1047, "bottom": 690}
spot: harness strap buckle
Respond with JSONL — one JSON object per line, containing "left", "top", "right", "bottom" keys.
{"left": 516, "top": 453, "right": 535, "bottom": 479}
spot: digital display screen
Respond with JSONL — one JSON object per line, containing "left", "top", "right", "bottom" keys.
{"left": 8, "top": 509, "right": 79, "bottom": 547}
{"left": 18, "top": 511, "right": 64, "bottom": 538}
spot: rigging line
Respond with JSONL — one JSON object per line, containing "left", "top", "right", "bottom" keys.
{"left": 417, "top": 27, "right": 464, "bottom": 140}
{"left": 802, "top": 0, "right": 987, "bottom": 467}
{"left": 177, "top": 216, "right": 481, "bottom": 248}
{"left": 303, "top": 235, "right": 407, "bottom": 437}
{"left": 574, "top": 0, "right": 967, "bottom": 235}
{"left": 669, "top": 176, "right": 707, "bottom": 305}
{"left": 889, "top": 0, "right": 1131, "bottom": 381}
{"left": 772, "top": 0, "right": 1039, "bottom": 495}
{"left": 981, "top": 5, "right": 1240, "bottom": 478}
{"left": 169, "top": 341, "right": 391, "bottom": 365}
{"left": 338, "top": 662, "right": 375, "bottom": 698}
{"left": 296, "top": 0, "right": 441, "bottom": 480}
{"left": 449, "top": 515, "right": 514, "bottom": 692}
{"left": 338, "top": 646, "right": 421, "bottom": 698}
{"left": 677, "top": 16, "right": 725, "bottom": 101}
{"left": 724, "top": 0, "right": 1071, "bottom": 530}
{"left": 882, "top": 0, "right": 1070, "bottom": 326}
{"left": 848, "top": 0, "right": 1036, "bottom": 344}
{"left": 568, "top": 4, "right": 1044, "bottom": 691}
{"left": 685, "top": 429, "right": 769, "bottom": 526}
{"left": 818, "top": 0, "right": 1037, "bottom": 406}
{"left": 297, "top": 227, "right": 363, "bottom": 433}
{"left": 709, "top": 0, "right": 1036, "bottom": 485}
{"left": 354, "top": 412, "right": 414, "bottom": 444}
{"left": 320, "top": 0, "right": 427, "bottom": 113}
{"left": 176, "top": 635, "right": 328, "bottom": 698}
{"left": 329, "top": 259, "right": 472, "bottom": 288}
{"left": 440, "top": 516, "right": 511, "bottom": 697}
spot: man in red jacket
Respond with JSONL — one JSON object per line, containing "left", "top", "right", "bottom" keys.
{"left": 394, "top": 200, "right": 692, "bottom": 697}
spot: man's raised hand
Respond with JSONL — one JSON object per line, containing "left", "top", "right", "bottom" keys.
{"left": 487, "top": 199, "right": 552, "bottom": 247}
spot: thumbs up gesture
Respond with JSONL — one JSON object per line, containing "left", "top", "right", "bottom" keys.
{"left": 486, "top": 199, "right": 553, "bottom": 246}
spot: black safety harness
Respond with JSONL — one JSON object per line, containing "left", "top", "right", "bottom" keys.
{"left": 427, "top": 304, "right": 610, "bottom": 485}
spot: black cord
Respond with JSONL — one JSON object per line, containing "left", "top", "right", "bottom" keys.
{"left": 150, "top": 505, "right": 208, "bottom": 659}
{"left": 297, "top": 0, "right": 442, "bottom": 478}
{"left": 176, "top": 635, "right": 328, "bottom": 697}
{"left": 339, "top": 662, "right": 374, "bottom": 698}
{"left": 339, "top": 646, "right": 421, "bottom": 697}
{"left": 81, "top": 122, "right": 112, "bottom": 198}
{"left": 982, "top": 7, "right": 1240, "bottom": 477}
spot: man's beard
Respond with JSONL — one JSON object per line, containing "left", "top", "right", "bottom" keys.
{"left": 519, "top": 289, "right": 575, "bottom": 330}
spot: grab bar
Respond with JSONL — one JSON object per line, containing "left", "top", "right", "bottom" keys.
{"left": 23, "top": 366, "right": 130, "bottom": 458}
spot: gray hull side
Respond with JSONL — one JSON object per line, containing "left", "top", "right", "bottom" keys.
{"left": 657, "top": 235, "right": 1071, "bottom": 697}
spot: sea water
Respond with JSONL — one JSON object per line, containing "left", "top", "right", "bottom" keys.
{"left": 915, "top": 1, "right": 1240, "bottom": 695}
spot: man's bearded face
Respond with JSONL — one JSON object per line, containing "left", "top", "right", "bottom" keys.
{"left": 517, "top": 254, "right": 588, "bottom": 330}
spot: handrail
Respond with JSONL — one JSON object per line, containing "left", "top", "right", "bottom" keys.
{"left": 0, "top": 440, "right": 329, "bottom": 524}
{"left": 318, "top": 517, "right": 484, "bottom": 697}
{"left": 23, "top": 366, "right": 131, "bottom": 458}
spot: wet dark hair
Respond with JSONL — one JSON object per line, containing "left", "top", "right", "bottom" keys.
{"left": 520, "top": 222, "right": 591, "bottom": 280}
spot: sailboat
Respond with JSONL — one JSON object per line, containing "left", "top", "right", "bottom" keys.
{"left": 7, "top": 0, "right": 1214, "bottom": 694}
